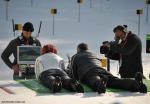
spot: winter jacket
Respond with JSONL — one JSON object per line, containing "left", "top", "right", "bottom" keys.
{"left": 35, "top": 53, "right": 65, "bottom": 79}
{"left": 1, "top": 35, "right": 41, "bottom": 69}
{"left": 71, "top": 51, "right": 110, "bottom": 81}
{"left": 107, "top": 32, "right": 143, "bottom": 78}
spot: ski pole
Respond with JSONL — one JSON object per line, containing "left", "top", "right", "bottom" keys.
{"left": 12, "top": 19, "right": 15, "bottom": 37}
{"left": 36, "top": 21, "right": 42, "bottom": 38}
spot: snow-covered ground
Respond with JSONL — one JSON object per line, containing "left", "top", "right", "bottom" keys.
{"left": 0, "top": 0, "right": 150, "bottom": 104}
{"left": 0, "top": 80, "right": 150, "bottom": 104}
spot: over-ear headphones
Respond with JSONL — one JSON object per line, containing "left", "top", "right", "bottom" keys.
{"left": 113, "top": 25, "right": 128, "bottom": 33}
{"left": 123, "top": 25, "right": 128, "bottom": 33}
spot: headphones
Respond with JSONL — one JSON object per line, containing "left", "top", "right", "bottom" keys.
{"left": 122, "top": 25, "right": 128, "bottom": 33}
{"left": 113, "top": 25, "right": 128, "bottom": 33}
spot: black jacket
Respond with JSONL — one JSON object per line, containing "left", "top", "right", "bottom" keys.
{"left": 71, "top": 51, "right": 111, "bottom": 81}
{"left": 108, "top": 32, "right": 143, "bottom": 78}
{"left": 1, "top": 35, "right": 41, "bottom": 69}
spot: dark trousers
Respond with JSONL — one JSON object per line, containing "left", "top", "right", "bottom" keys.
{"left": 82, "top": 70, "right": 139, "bottom": 92}
{"left": 119, "top": 69, "right": 136, "bottom": 78}
{"left": 39, "top": 69, "right": 74, "bottom": 91}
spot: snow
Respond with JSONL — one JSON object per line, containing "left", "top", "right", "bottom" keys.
{"left": 0, "top": 0, "right": 150, "bottom": 104}
{"left": 0, "top": 80, "right": 150, "bottom": 104}
{"left": 1, "top": 93, "right": 150, "bottom": 104}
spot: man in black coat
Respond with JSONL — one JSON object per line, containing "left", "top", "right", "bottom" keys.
{"left": 1, "top": 22, "right": 41, "bottom": 79}
{"left": 101, "top": 25, "right": 143, "bottom": 78}
{"left": 70, "top": 43, "right": 147, "bottom": 94}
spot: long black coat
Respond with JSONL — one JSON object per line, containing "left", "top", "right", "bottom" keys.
{"left": 108, "top": 32, "right": 143, "bottom": 78}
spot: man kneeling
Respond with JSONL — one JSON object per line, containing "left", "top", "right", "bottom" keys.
{"left": 35, "top": 44, "right": 84, "bottom": 93}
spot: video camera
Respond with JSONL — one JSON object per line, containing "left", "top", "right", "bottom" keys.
{"left": 100, "top": 41, "right": 110, "bottom": 54}
{"left": 100, "top": 36, "right": 120, "bottom": 54}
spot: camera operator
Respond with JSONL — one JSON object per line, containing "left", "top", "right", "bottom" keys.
{"left": 1, "top": 22, "right": 41, "bottom": 80}
{"left": 100, "top": 25, "right": 143, "bottom": 78}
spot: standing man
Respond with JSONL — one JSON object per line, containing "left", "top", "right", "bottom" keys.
{"left": 100, "top": 25, "right": 143, "bottom": 78}
{"left": 1, "top": 22, "right": 41, "bottom": 79}
{"left": 70, "top": 43, "right": 147, "bottom": 94}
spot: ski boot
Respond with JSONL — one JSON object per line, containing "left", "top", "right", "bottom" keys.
{"left": 52, "top": 76, "right": 62, "bottom": 93}
{"left": 95, "top": 75, "right": 108, "bottom": 94}
{"left": 135, "top": 72, "right": 147, "bottom": 93}
{"left": 71, "top": 80, "right": 84, "bottom": 93}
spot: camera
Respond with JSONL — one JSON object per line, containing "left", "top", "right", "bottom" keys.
{"left": 100, "top": 45, "right": 110, "bottom": 54}
{"left": 100, "top": 35, "right": 121, "bottom": 54}
{"left": 100, "top": 41, "right": 110, "bottom": 54}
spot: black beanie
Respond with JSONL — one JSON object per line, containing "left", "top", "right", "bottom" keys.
{"left": 23, "top": 22, "right": 34, "bottom": 32}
